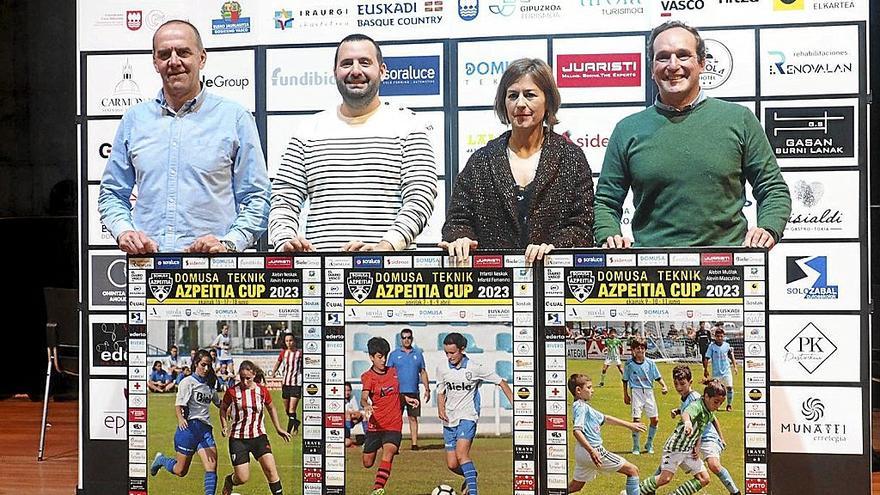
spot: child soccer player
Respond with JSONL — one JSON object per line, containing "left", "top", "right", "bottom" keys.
{"left": 637, "top": 379, "right": 728, "bottom": 495}
{"left": 360, "top": 337, "right": 419, "bottom": 495}
{"left": 600, "top": 328, "right": 625, "bottom": 387}
{"left": 664, "top": 366, "right": 741, "bottom": 495}
{"left": 702, "top": 327, "right": 737, "bottom": 412}
{"left": 567, "top": 373, "right": 645, "bottom": 495}
{"left": 622, "top": 337, "right": 667, "bottom": 454}
{"left": 437, "top": 332, "right": 514, "bottom": 495}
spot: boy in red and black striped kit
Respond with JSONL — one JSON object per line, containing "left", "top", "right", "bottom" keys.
{"left": 270, "top": 333, "right": 303, "bottom": 433}
{"left": 360, "top": 337, "right": 420, "bottom": 495}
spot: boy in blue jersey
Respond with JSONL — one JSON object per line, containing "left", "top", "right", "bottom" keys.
{"left": 702, "top": 327, "right": 737, "bottom": 412}
{"left": 665, "top": 365, "right": 741, "bottom": 495}
{"left": 622, "top": 337, "right": 667, "bottom": 454}
{"left": 567, "top": 373, "right": 645, "bottom": 495}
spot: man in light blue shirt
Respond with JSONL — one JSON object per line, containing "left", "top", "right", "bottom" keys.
{"left": 387, "top": 328, "right": 430, "bottom": 450}
{"left": 98, "top": 20, "right": 269, "bottom": 254}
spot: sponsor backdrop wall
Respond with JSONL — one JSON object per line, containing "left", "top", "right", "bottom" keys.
{"left": 76, "top": 1, "right": 870, "bottom": 494}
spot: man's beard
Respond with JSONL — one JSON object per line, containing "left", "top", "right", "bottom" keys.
{"left": 336, "top": 76, "right": 380, "bottom": 108}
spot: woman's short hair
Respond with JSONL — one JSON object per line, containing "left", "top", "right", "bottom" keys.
{"left": 494, "top": 58, "right": 561, "bottom": 129}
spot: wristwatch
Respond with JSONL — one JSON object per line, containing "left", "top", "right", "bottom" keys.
{"left": 220, "top": 240, "right": 237, "bottom": 252}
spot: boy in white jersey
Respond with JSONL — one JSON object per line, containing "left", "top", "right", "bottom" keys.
{"left": 437, "top": 332, "right": 514, "bottom": 495}
{"left": 567, "top": 373, "right": 644, "bottom": 495}
{"left": 622, "top": 337, "right": 668, "bottom": 455}
{"left": 661, "top": 365, "right": 740, "bottom": 495}
{"left": 702, "top": 327, "right": 737, "bottom": 412}
{"left": 637, "top": 379, "right": 727, "bottom": 495}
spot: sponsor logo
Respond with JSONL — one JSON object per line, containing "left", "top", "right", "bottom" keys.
{"left": 773, "top": 0, "right": 803, "bottom": 10}
{"left": 566, "top": 271, "right": 595, "bottom": 302}
{"left": 556, "top": 53, "right": 640, "bottom": 88}
{"left": 463, "top": 59, "right": 510, "bottom": 88}
{"left": 545, "top": 415, "right": 566, "bottom": 430}
{"left": 701, "top": 253, "right": 732, "bottom": 266}
{"left": 155, "top": 257, "right": 181, "bottom": 269}
{"left": 745, "top": 478, "right": 768, "bottom": 493}
{"left": 768, "top": 49, "right": 852, "bottom": 76}
{"left": 473, "top": 255, "right": 504, "bottom": 268}
{"left": 748, "top": 388, "right": 763, "bottom": 401}
{"left": 765, "top": 106, "right": 853, "bottom": 159}
{"left": 487, "top": 0, "right": 563, "bottom": 18}
{"left": 789, "top": 179, "right": 845, "bottom": 232}
{"left": 354, "top": 256, "right": 382, "bottom": 268}
{"left": 270, "top": 67, "right": 335, "bottom": 87}
{"left": 745, "top": 447, "right": 767, "bottom": 463}
{"left": 93, "top": 322, "right": 128, "bottom": 367}
{"left": 786, "top": 256, "right": 839, "bottom": 300}
{"left": 212, "top": 1, "right": 251, "bottom": 35}
{"left": 701, "top": 39, "right": 732, "bottom": 89}
{"left": 459, "top": 0, "right": 479, "bottom": 19}
{"left": 784, "top": 322, "right": 837, "bottom": 374}
{"left": 777, "top": 396, "right": 853, "bottom": 448}
{"left": 101, "top": 60, "right": 145, "bottom": 113}
{"left": 488, "top": 0, "right": 517, "bottom": 15}
{"left": 514, "top": 475, "right": 535, "bottom": 490}
{"left": 200, "top": 74, "right": 250, "bottom": 91}
{"left": 274, "top": 9, "right": 294, "bottom": 29}
{"left": 347, "top": 272, "right": 374, "bottom": 302}
{"left": 578, "top": 0, "right": 644, "bottom": 16}
{"left": 266, "top": 257, "right": 292, "bottom": 269}
{"left": 356, "top": 2, "right": 443, "bottom": 27}
{"left": 660, "top": 0, "right": 704, "bottom": 16}
{"left": 126, "top": 10, "right": 142, "bottom": 30}
{"left": 381, "top": 56, "right": 440, "bottom": 96}
{"left": 574, "top": 254, "right": 604, "bottom": 267}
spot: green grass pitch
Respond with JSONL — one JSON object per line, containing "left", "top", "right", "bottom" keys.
{"left": 566, "top": 359, "right": 744, "bottom": 495}
{"left": 344, "top": 436, "right": 512, "bottom": 495}
{"left": 147, "top": 390, "right": 302, "bottom": 494}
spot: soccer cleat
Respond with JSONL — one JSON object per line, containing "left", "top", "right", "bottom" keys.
{"left": 461, "top": 480, "right": 469, "bottom": 495}
{"left": 150, "top": 452, "right": 163, "bottom": 476}
{"left": 646, "top": 446, "right": 655, "bottom": 454}
{"left": 221, "top": 474, "right": 234, "bottom": 495}
{"left": 371, "top": 489, "right": 386, "bottom": 495}
{"left": 411, "top": 444, "right": 420, "bottom": 451}
{"left": 631, "top": 450, "right": 640, "bottom": 455}
{"left": 726, "top": 404, "right": 732, "bottom": 412}
{"left": 292, "top": 418, "right": 301, "bottom": 434}
{"left": 599, "top": 382, "right": 604, "bottom": 387}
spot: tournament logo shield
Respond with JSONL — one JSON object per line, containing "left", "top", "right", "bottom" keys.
{"left": 566, "top": 271, "right": 596, "bottom": 302}
{"left": 148, "top": 273, "right": 173, "bottom": 302}
{"left": 347, "top": 272, "right": 373, "bottom": 303}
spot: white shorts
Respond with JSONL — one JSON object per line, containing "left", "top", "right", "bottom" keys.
{"left": 713, "top": 373, "right": 733, "bottom": 388}
{"left": 700, "top": 439, "right": 724, "bottom": 460}
{"left": 630, "top": 388, "right": 658, "bottom": 419}
{"left": 659, "top": 451, "right": 707, "bottom": 476}
{"left": 604, "top": 356, "right": 622, "bottom": 366}
{"left": 573, "top": 445, "right": 625, "bottom": 482}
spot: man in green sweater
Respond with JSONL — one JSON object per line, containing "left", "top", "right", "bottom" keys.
{"left": 594, "top": 21, "right": 790, "bottom": 249}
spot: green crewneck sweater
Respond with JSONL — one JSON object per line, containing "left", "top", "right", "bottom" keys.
{"left": 594, "top": 97, "right": 791, "bottom": 247}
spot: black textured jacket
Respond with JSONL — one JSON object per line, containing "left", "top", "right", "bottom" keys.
{"left": 442, "top": 130, "right": 594, "bottom": 248}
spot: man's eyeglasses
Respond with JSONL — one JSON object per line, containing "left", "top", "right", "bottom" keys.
{"left": 401, "top": 336, "right": 413, "bottom": 340}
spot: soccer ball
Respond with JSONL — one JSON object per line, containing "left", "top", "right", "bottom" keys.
{"left": 432, "top": 484, "right": 457, "bottom": 495}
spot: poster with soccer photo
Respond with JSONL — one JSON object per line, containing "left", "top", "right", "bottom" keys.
{"left": 324, "top": 253, "right": 538, "bottom": 495}
{"left": 541, "top": 249, "right": 768, "bottom": 495}
{"left": 127, "top": 254, "right": 321, "bottom": 495}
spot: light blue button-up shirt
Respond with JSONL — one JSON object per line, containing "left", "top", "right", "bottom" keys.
{"left": 98, "top": 89, "right": 269, "bottom": 251}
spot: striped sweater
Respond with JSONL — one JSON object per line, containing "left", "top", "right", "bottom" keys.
{"left": 269, "top": 102, "right": 437, "bottom": 251}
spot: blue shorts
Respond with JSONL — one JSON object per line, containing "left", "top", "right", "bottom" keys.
{"left": 174, "top": 419, "right": 216, "bottom": 455}
{"left": 443, "top": 419, "right": 477, "bottom": 451}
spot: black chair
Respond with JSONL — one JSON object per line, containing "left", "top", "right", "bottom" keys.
{"left": 38, "top": 287, "right": 79, "bottom": 461}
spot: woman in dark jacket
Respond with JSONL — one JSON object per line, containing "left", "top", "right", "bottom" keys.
{"left": 440, "top": 58, "right": 594, "bottom": 262}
